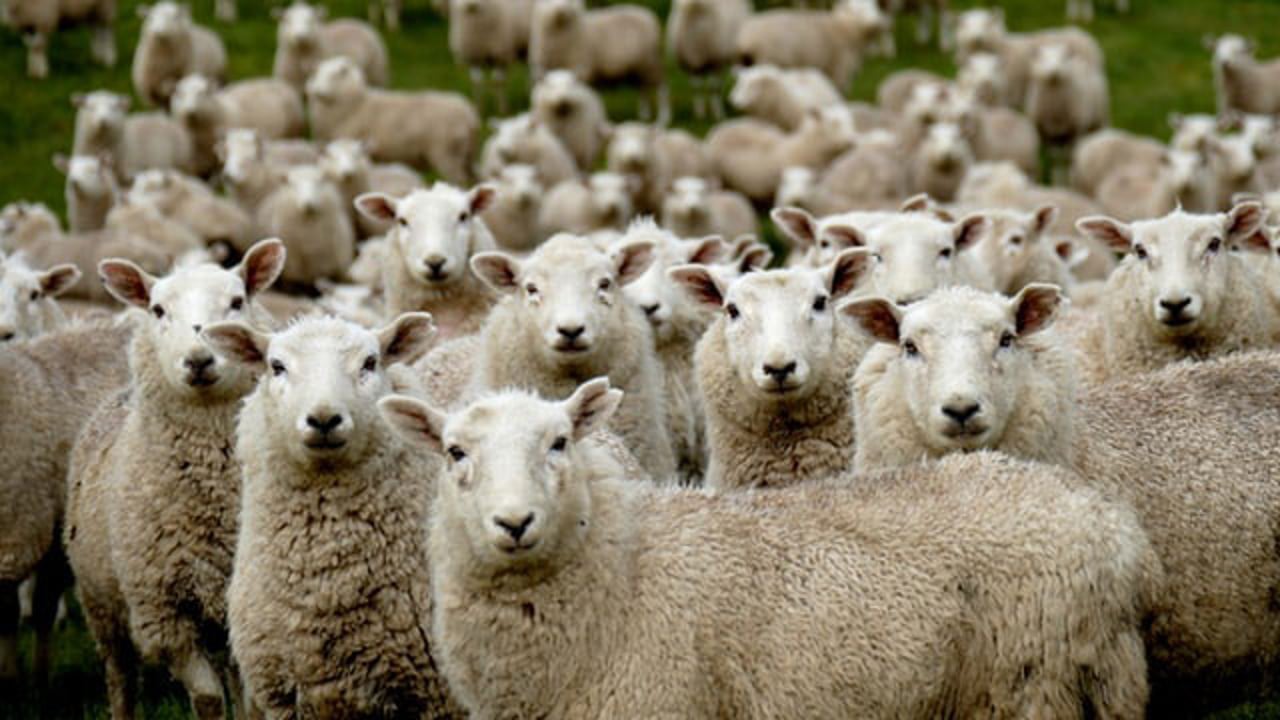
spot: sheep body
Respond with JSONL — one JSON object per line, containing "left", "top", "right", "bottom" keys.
{"left": 129, "top": 170, "right": 252, "bottom": 251}
{"left": 274, "top": 3, "right": 389, "bottom": 90}
{"left": 170, "top": 75, "right": 305, "bottom": 177}
{"left": 255, "top": 166, "right": 355, "bottom": 288}
{"left": 479, "top": 113, "right": 579, "bottom": 189}
{"left": 72, "top": 92, "right": 194, "bottom": 180}
{"left": 131, "top": 2, "right": 226, "bottom": 108}
{"left": 661, "top": 177, "right": 756, "bottom": 240}
{"left": 735, "top": 7, "right": 867, "bottom": 89}
{"left": 707, "top": 110, "right": 854, "bottom": 203}
{"left": 6, "top": 0, "right": 116, "bottom": 78}
{"left": 530, "top": 70, "right": 611, "bottom": 171}
{"left": 729, "top": 64, "right": 843, "bottom": 131}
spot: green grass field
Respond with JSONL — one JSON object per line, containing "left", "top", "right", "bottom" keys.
{"left": 4, "top": 0, "right": 1280, "bottom": 717}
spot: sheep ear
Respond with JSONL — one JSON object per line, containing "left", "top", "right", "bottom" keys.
{"left": 685, "top": 236, "right": 727, "bottom": 265}
{"left": 953, "top": 213, "right": 988, "bottom": 252}
{"left": 378, "top": 312, "right": 438, "bottom": 366}
{"left": 1238, "top": 227, "right": 1274, "bottom": 253}
{"left": 237, "top": 238, "right": 286, "bottom": 296}
{"left": 37, "top": 264, "right": 82, "bottom": 298}
{"left": 470, "top": 252, "right": 523, "bottom": 294}
{"left": 824, "top": 224, "right": 866, "bottom": 249}
{"left": 202, "top": 321, "right": 270, "bottom": 367}
{"left": 1011, "top": 284, "right": 1063, "bottom": 337}
{"left": 354, "top": 193, "right": 398, "bottom": 222}
{"left": 563, "top": 377, "right": 623, "bottom": 441}
{"left": 839, "top": 297, "right": 901, "bottom": 344}
{"left": 827, "top": 248, "right": 872, "bottom": 300}
{"left": 1031, "top": 205, "right": 1058, "bottom": 234}
{"left": 771, "top": 207, "right": 817, "bottom": 250}
{"left": 739, "top": 245, "right": 773, "bottom": 273}
{"left": 612, "top": 239, "right": 655, "bottom": 286}
{"left": 98, "top": 259, "right": 156, "bottom": 308}
{"left": 468, "top": 184, "right": 498, "bottom": 215}
{"left": 669, "top": 264, "right": 727, "bottom": 310}
{"left": 1076, "top": 216, "right": 1133, "bottom": 253}
{"left": 378, "top": 395, "right": 447, "bottom": 454}
{"left": 52, "top": 154, "right": 70, "bottom": 175}
{"left": 1226, "top": 201, "right": 1265, "bottom": 244}
{"left": 899, "top": 193, "right": 933, "bottom": 214}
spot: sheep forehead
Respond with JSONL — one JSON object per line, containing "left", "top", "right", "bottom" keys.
{"left": 590, "top": 173, "right": 627, "bottom": 193}
{"left": 151, "top": 264, "right": 245, "bottom": 309}
{"left": 901, "top": 288, "right": 1010, "bottom": 341}
{"left": 526, "top": 236, "right": 613, "bottom": 282}
{"left": 1132, "top": 212, "right": 1223, "bottom": 256}
{"left": 400, "top": 185, "right": 469, "bottom": 223}
{"left": 69, "top": 155, "right": 105, "bottom": 177}
{"left": 270, "top": 316, "right": 376, "bottom": 365}
{"left": 449, "top": 392, "right": 568, "bottom": 451}
{"left": 869, "top": 216, "right": 953, "bottom": 249}
{"left": 83, "top": 92, "right": 125, "bottom": 116}
{"left": 542, "top": 71, "right": 577, "bottom": 91}
{"left": 1217, "top": 35, "right": 1248, "bottom": 56}
{"left": 727, "top": 270, "right": 823, "bottom": 313}
{"left": 672, "top": 177, "right": 705, "bottom": 195}
{"left": 501, "top": 164, "right": 537, "bottom": 183}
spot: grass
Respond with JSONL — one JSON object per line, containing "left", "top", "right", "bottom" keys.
{"left": 3, "top": 0, "right": 1280, "bottom": 717}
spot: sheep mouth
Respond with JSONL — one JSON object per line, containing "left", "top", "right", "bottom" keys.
{"left": 185, "top": 372, "right": 219, "bottom": 388}
{"left": 497, "top": 538, "right": 539, "bottom": 554}
{"left": 553, "top": 341, "right": 590, "bottom": 354}
{"left": 1160, "top": 314, "right": 1196, "bottom": 328}
{"left": 304, "top": 436, "right": 348, "bottom": 451}
{"left": 941, "top": 423, "right": 989, "bottom": 440}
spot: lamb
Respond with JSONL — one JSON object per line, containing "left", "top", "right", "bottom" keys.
{"left": 539, "top": 173, "right": 636, "bottom": 237}
{"left": 0, "top": 253, "right": 80, "bottom": 342}
{"left": 728, "top": 64, "right": 843, "bottom": 131}
{"left": 1212, "top": 34, "right": 1280, "bottom": 116}
{"left": 530, "top": 70, "right": 611, "bottom": 170}
{"left": 169, "top": 74, "right": 305, "bottom": 177}
{"left": 255, "top": 165, "right": 355, "bottom": 289}
{"left": 842, "top": 286, "right": 1280, "bottom": 715}
{"left": 1074, "top": 202, "right": 1272, "bottom": 384}
{"left": 64, "top": 240, "right": 285, "bottom": 720}
{"left": 671, "top": 250, "right": 871, "bottom": 490}
{"left": 72, "top": 91, "right": 194, "bottom": 181}
{"left": 54, "top": 153, "right": 118, "bottom": 232}
{"left": 910, "top": 122, "right": 972, "bottom": 202}
{"left": 449, "top": 0, "right": 529, "bottom": 115}
{"left": 706, "top": 107, "right": 856, "bottom": 203}
{"left": 131, "top": 2, "right": 227, "bottom": 108}
{"left": 355, "top": 184, "right": 499, "bottom": 338}
{"left": 376, "top": 379, "right": 1155, "bottom": 719}
{"left": 128, "top": 169, "right": 253, "bottom": 251}
{"left": 661, "top": 176, "right": 756, "bottom": 241}
{"left": 964, "top": 206, "right": 1075, "bottom": 295}
{"left": 468, "top": 234, "right": 676, "bottom": 477}
{"left": 272, "top": 1, "right": 389, "bottom": 91}
{"left": 817, "top": 130, "right": 910, "bottom": 211}
{"left": 1024, "top": 42, "right": 1109, "bottom": 162}
{"left": 198, "top": 313, "right": 463, "bottom": 719}
{"left": 735, "top": 2, "right": 881, "bottom": 90}
{"left": 5, "top": 0, "right": 115, "bottom": 78}
{"left": 307, "top": 57, "right": 478, "bottom": 185}
{"left": 667, "top": 0, "right": 750, "bottom": 119}
{"left": 952, "top": 8, "right": 1104, "bottom": 107}
{"left": 480, "top": 164, "right": 544, "bottom": 252}
{"left": 478, "top": 113, "right": 579, "bottom": 189}
{"left": 320, "top": 138, "right": 424, "bottom": 238}
{"left": 530, "top": 0, "right": 667, "bottom": 123}
{"left": 606, "top": 123, "right": 712, "bottom": 214}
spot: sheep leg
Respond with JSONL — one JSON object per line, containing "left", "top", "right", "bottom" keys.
{"left": 691, "top": 76, "right": 706, "bottom": 121}
{"left": 23, "top": 32, "right": 48, "bottom": 79}
{"left": 493, "top": 67, "right": 509, "bottom": 117}
{"left": 655, "top": 82, "right": 671, "bottom": 128}
{"left": 368, "top": 0, "right": 381, "bottom": 24}
{"left": 30, "top": 552, "right": 71, "bottom": 685}
{"left": 915, "top": 4, "right": 933, "bottom": 45}
{"left": 469, "top": 67, "right": 487, "bottom": 116}
{"left": 0, "top": 581, "right": 17, "bottom": 682}
{"left": 177, "top": 650, "right": 227, "bottom": 720}
{"left": 385, "top": 0, "right": 402, "bottom": 31}
{"left": 91, "top": 25, "right": 117, "bottom": 67}
{"left": 710, "top": 74, "right": 726, "bottom": 121}
{"left": 215, "top": 0, "right": 237, "bottom": 22}
{"left": 102, "top": 640, "right": 139, "bottom": 720}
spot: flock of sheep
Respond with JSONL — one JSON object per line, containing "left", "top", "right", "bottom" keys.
{"left": 4, "top": 0, "right": 1280, "bottom": 717}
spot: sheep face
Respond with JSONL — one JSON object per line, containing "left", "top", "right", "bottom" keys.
{"left": 841, "top": 285, "right": 1063, "bottom": 453}
{"left": 61, "top": 155, "right": 114, "bottom": 202}
{"left": 1078, "top": 203, "right": 1265, "bottom": 335}
{"left": 73, "top": 92, "right": 128, "bottom": 144}
{"left": 903, "top": 83, "right": 961, "bottom": 134}
{"left": 607, "top": 124, "right": 655, "bottom": 177}
{"left": 623, "top": 225, "right": 725, "bottom": 342}
{"left": 0, "top": 203, "right": 59, "bottom": 248}
{"left": 141, "top": 2, "right": 193, "bottom": 42}
{"left": 379, "top": 380, "right": 621, "bottom": 572}
{"left": 127, "top": 169, "right": 176, "bottom": 204}
{"left": 533, "top": 71, "right": 587, "bottom": 121}
{"left": 221, "top": 130, "right": 266, "bottom": 185}
{"left": 665, "top": 177, "right": 711, "bottom": 229}
{"left": 919, "top": 122, "right": 973, "bottom": 176}
{"left": 321, "top": 140, "right": 370, "bottom": 188}
{"left": 1207, "top": 134, "right": 1259, "bottom": 187}
{"left": 588, "top": 173, "right": 634, "bottom": 229}
{"left": 1239, "top": 225, "right": 1280, "bottom": 309}
{"left": 954, "top": 9, "right": 1004, "bottom": 58}
{"left": 969, "top": 207, "right": 1057, "bottom": 293}
{"left": 957, "top": 53, "right": 1004, "bottom": 106}
{"left": 306, "top": 58, "right": 365, "bottom": 105}
{"left": 1240, "top": 115, "right": 1280, "bottom": 159}
{"left": 773, "top": 168, "right": 819, "bottom": 216}
{"left": 537, "top": 0, "right": 584, "bottom": 31}
{"left": 497, "top": 164, "right": 543, "bottom": 211}
{"left": 846, "top": 214, "right": 987, "bottom": 306}
{"left": 358, "top": 184, "right": 497, "bottom": 287}
{"left": 728, "top": 66, "right": 779, "bottom": 115}
{"left": 170, "top": 75, "right": 219, "bottom": 127}
{"left": 802, "top": 107, "right": 857, "bottom": 158}
{"left": 834, "top": 0, "right": 891, "bottom": 46}
{"left": 472, "top": 235, "right": 654, "bottom": 362}
{"left": 99, "top": 240, "right": 286, "bottom": 400}
{"left": 1159, "top": 150, "right": 1217, "bottom": 212}
{"left": 1214, "top": 35, "right": 1253, "bottom": 68}
{"left": 282, "top": 165, "right": 338, "bottom": 217}
{"left": 0, "top": 256, "right": 79, "bottom": 342}
{"left": 1168, "top": 113, "right": 1218, "bottom": 153}
{"left": 278, "top": 2, "right": 325, "bottom": 51}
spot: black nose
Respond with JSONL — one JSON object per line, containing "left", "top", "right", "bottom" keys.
{"left": 184, "top": 354, "right": 214, "bottom": 373}
{"left": 426, "top": 259, "right": 446, "bottom": 274}
{"left": 558, "top": 325, "right": 585, "bottom": 340}
{"left": 0, "top": 332, "right": 14, "bottom": 342}
{"left": 495, "top": 512, "right": 535, "bottom": 541}
{"left": 1160, "top": 297, "right": 1192, "bottom": 314}
{"left": 306, "top": 413, "right": 344, "bottom": 433}
{"left": 942, "top": 402, "right": 981, "bottom": 424}
{"left": 763, "top": 361, "right": 797, "bottom": 382}
{"left": 641, "top": 303, "right": 659, "bottom": 317}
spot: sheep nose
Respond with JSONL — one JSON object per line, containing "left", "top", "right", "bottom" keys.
{"left": 1160, "top": 297, "right": 1192, "bottom": 314}
{"left": 942, "top": 402, "right": 981, "bottom": 424}
{"left": 494, "top": 512, "right": 535, "bottom": 541}
{"left": 641, "top": 303, "right": 660, "bottom": 317}
{"left": 762, "top": 361, "right": 797, "bottom": 382}
{"left": 306, "top": 412, "right": 344, "bottom": 434}
{"left": 558, "top": 325, "right": 585, "bottom": 340}
{"left": 184, "top": 352, "right": 214, "bottom": 371}
{"left": 425, "top": 257, "right": 447, "bottom": 274}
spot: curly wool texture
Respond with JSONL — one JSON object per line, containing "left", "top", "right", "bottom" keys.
{"left": 228, "top": 383, "right": 462, "bottom": 718}
{"left": 695, "top": 316, "right": 870, "bottom": 491}
{"left": 431, "top": 449, "right": 1155, "bottom": 719}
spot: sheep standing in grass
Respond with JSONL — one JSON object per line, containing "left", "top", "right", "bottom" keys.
{"left": 273, "top": 1, "right": 389, "bottom": 90}
{"left": 55, "top": 153, "right": 118, "bottom": 233}
{"left": 667, "top": 0, "right": 750, "bottom": 119}
{"left": 606, "top": 123, "right": 711, "bottom": 214}
{"left": 255, "top": 165, "right": 355, "bottom": 290}
{"left": 735, "top": 2, "right": 880, "bottom": 91}
{"left": 728, "top": 64, "right": 843, "bottom": 131}
{"left": 72, "top": 91, "right": 194, "bottom": 181}
{"left": 199, "top": 313, "right": 463, "bottom": 719}
{"left": 307, "top": 57, "right": 478, "bottom": 185}
{"left": 952, "top": 8, "right": 1103, "bottom": 107}
{"left": 481, "top": 164, "right": 544, "bottom": 252}
{"left": 449, "top": 0, "right": 529, "bottom": 115}
{"left": 131, "top": 2, "right": 226, "bottom": 108}
{"left": 707, "top": 107, "right": 856, "bottom": 203}
{"left": 6, "top": 0, "right": 116, "bottom": 78}
{"left": 661, "top": 176, "right": 756, "bottom": 241}
{"left": 1213, "top": 35, "right": 1280, "bottom": 116}
{"left": 64, "top": 240, "right": 285, "bottom": 720}
{"left": 469, "top": 234, "right": 676, "bottom": 477}
{"left": 672, "top": 250, "right": 870, "bottom": 490}
{"left": 169, "top": 74, "right": 305, "bottom": 177}
{"left": 356, "top": 185, "right": 498, "bottom": 338}
{"left": 0, "top": 254, "right": 81, "bottom": 342}
{"left": 1025, "top": 42, "right": 1109, "bottom": 171}
{"left": 530, "top": 70, "right": 611, "bottom": 171}
{"left": 378, "top": 380, "right": 1155, "bottom": 719}
{"left": 479, "top": 113, "right": 579, "bottom": 188}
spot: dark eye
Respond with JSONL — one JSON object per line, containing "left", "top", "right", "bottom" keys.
{"left": 1134, "top": 244, "right": 1149, "bottom": 260}
{"left": 598, "top": 277, "right": 612, "bottom": 291}
{"left": 550, "top": 435, "right": 567, "bottom": 452}
{"left": 525, "top": 282, "right": 539, "bottom": 295}
{"left": 397, "top": 217, "right": 408, "bottom": 227}
{"left": 458, "top": 211, "right": 469, "bottom": 223}
{"left": 1009, "top": 235, "right": 1024, "bottom": 246}
{"left": 819, "top": 240, "right": 830, "bottom": 249}
{"left": 1207, "top": 237, "right": 1222, "bottom": 254}
{"left": 903, "top": 340, "right": 920, "bottom": 357}
{"left": 999, "top": 331, "right": 1015, "bottom": 348}
{"left": 939, "top": 247, "right": 953, "bottom": 260}
{"left": 229, "top": 296, "right": 244, "bottom": 311}
{"left": 151, "top": 305, "right": 165, "bottom": 319}
{"left": 270, "top": 359, "right": 286, "bottom": 376}
{"left": 726, "top": 303, "right": 740, "bottom": 320}
{"left": 812, "top": 295, "right": 828, "bottom": 312}
{"left": 28, "top": 290, "right": 39, "bottom": 301}
{"left": 361, "top": 355, "right": 377, "bottom": 373}
{"left": 447, "top": 445, "right": 466, "bottom": 462}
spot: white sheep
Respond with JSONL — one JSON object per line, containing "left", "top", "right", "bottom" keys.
{"left": 218, "top": 129, "right": 319, "bottom": 214}
{"left": 957, "top": 52, "right": 1008, "bottom": 107}
{"left": 169, "top": 74, "right": 305, "bottom": 177}
{"left": 1025, "top": 42, "right": 1109, "bottom": 165}
{"left": 606, "top": 122, "right": 712, "bottom": 214}
{"left": 272, "top": 1, "right": 389, "bottom": 90}
{"left": 307, "top": 57, "right": 479, "bottom": 185}
{"left": 1071, "top": 128, "right": 1165, "bottom": 197}
{"left": 952, "top": 8, "right": 1104, "bottom": 107}
{"left": 875, "top": 67, "right": 947, "bottom": 113}
{"left": 478, "top": 113, "right": 579, "bottom": 189}
{"left": 64, "top": 240, "right": 285, "bottom": 720}
{"left": 667, "top": 0, "right": 750, "bottom": 119}
{"left": 72, "top": 91, "right": 194, "bottom": 181}
{"left": 660, "top": 176, "right": 756, "bottom": 241}
{"left": 355, "top": 184, "right": 499, "bottom": 338}
{"left": 198, "top": 313, "right": 464, "bottom": 718}
{"left": 816, "top": 130, "right": 911, "bottom": 212}
{"left": 0, "top": 253, "right": 80, "bottom": 342}
{"left": 1095, "top": 149, "right": 1219, "bottom": 221}
{"left": 954, "top": 96, "right": 1041, "bottom": 177}
{"left": 735, "top": 2, "right": 880, "bottom": 90}
{"left": 376, "top": 380, "right": 1154, "bottom": 719}
{"left": 963, "top": 206, "right": 1075, "bottom": 295}
{"left": 706, "top": 107, "right": 856, "bottom": 203}
{"left": 539, "top": 173, "right": 636, "bottom": 237}
{"left": 54, "top": 153, "right": 118, "bottom": 232}
{"left": 128, "top": 169, "right": 253, "bottom": 251}
{"left": 728, "top": 64, "right": 844, "bottom": 132}
{"left": 5, "top": 0, "right": 115, "bottom": 78}
{"left": 320, "top": 138, "right": 424, "bottom": 238}
{"left": 480, "top": 164, "right": 544, "bottom": 252}
{"left": 449, "top": 0, "right": 528, "bottom": 115}
{"left": 103, "top": 197, "right": 204, "bottom": 263}
{"left": 255, "top": 165, "right": 355, "bottom": 290}
{"left": 1205, "top": 132, "right": 1263, "bottom": 210}
{"left": 530, "top": 70, "right": 611, "bottom": 171}
{"left": 131, "top": 2, "right": 227, "bottom": 108}
{"left": 911, "top": 122, "right": 973, "bottom": 202}
{"left": 1212, "top": 34, "right": 1280, "bottom": 116}
{"left": 773, "top": 166, "right": 840, "bottom": 218}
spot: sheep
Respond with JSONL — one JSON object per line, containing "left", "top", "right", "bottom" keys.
{"left": 707, "top": 107, "right": 856, "bottom": 204}
{"left": 529, "top": 0, "right": 667, "bottom": 123}
{"left": 963, "top": 206, "right": 1075, "bottom": 295}
{"left": 169, "top": 74, "right": 305, "bottom": 178}
{"left": 103, "top": 198, "right": 204, "bottom": 262}
{"left": 910, "top": 122, "right": 972, "bottom": 203}
{"left": 1205, "top": 132, "right": 1263, "bottom": 210}
{"left": 1065, "top": 0, "right": 1128, "bottom": 22}
{"left": 1168, "top": 112, "right": 1220, "bottom": 153}
{"left": 272, "top": 1, "right": 389, "bottom": 91}
{"left": 5, "top": 0, "right": 115, "bottom": 78}
{"left": 480, "top": 164, "right": 544, "bottom": 252}
{"left": 1095, "top": 149, "right": 1219, "bottom": 221}
{"left": 814, "top": 131, "right": 909, "bottom": 212}
{"left": 770, "top": 204, "right": 898, "bottom": 269}
{"left": 530, "top": 70, "right": 611, "bottom": 171}
{"left": 875, "top": 68, "right": 948, "bottom": 113}
{"left": 63, "top": 240, "right": 286, "bottom": 720}
{"left": 1212, "top": 35, "right": 1280, "bottom": 116}
{"left": 377, "top": 379, "right": 1155, "bottom": 719}
{"left": 728, "top": 65, "right": 843, "bottom": 132}
{"left": 469, "top": 234, "right": 676, "bottom": 477}
{"left": 667, "top": 0, "right": 750, "bottom": 119}
{"left": 217, "top": 130, "right": 320, "bottom": 216}
{"left": 255, "top": 165, "right": 355, "bottom": 290}
{"left": 957, "top": 52, "right": 1009, "bottom": 107}
{"left": 128, "top": 169, "right": 253, "bottom": 251}
{"left": 1071, "top": 129, "right": 1166, "bottom": 197}
{"left": 320, "top": 139, "right": 424, "bottom": 238}
{"left": 54, "top": 153, "right": 118, "bottom": 232}
{"left": 307, "top": 57, "right": 478, "bottom": 185}
{"left": 131, "top": 2, "right": 227, "bottom": 108}
{"left": 355, "top": 184, "right": 499, "bottom": 339}
{"left": 478, "top": 113, "right": 579, "bottom": 189}
{"left": 670, "top": 250, "right": 869, "bottom": 490}
{"left": 539, "top": 173, "right": 636, "bottom": 237}
{"left": 449, "top": 0, "right": 529, "bottom": 116}
{"left": 72, "top": 91, "right": 194, "bottom": 181}
{"left": 735, "top": 2, "right": 881, "bottom": 91}
{"left": 661, "top": 176, "right": 756, "bottom": 241}
{"left": 954, "top": 97, "right": 1041, "bottom": 177}
{"left": 606, "top": 122, "right": 712, "bottom": 214}
{"left": 0, "top": 203, "right": 61, "bottom": 255}
{"left": 1074, "top": 202, "right": 1272, "bottom": 383}
{"left": 197, "top": 313, "right": 463, "bottom": 718}
{"left": 0, "top": 253, "right": 80, "bottom": 342}
{"left": 1025, "top": 42, "right": 1109, "bottom": 171}
{"left": 843, "top": 286, "right": 1280, "bottom": 715}
{"left": 0, "top": 315, "right": 131, "bottom": 687}
{"left": 952, "top": 8, "right": 1104, "bottom": 107}
{"left": 773, "top": 166, "right": 832, "bottom": 218}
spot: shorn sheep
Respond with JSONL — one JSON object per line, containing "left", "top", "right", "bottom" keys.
{"left": 843, "top": 285, "right": 1280, "bottom": 715}
{"left": 6, "top": 0, "right": 116, "bottom": 79}
{"left": 672, "top": 250, "right": 870, "bottom": 490}
{"left": 200, "top": 313, "right": 463, "bottom": 719}
{"left": 377, "top": 379, "right": 1156, "bottom": 719}
{"left": 131, "top": 2, "right": 227, "bottom": 108}
{"left": 64, "top": 240, "right": 285, "bottom": 720}
{"left": 272, "top": 1, "right": 389, "bottom": 90}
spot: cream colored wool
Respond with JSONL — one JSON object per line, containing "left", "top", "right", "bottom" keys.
{"left": 530, "top": 70, "right": 611, "bottom": 171}
{"left": 320, "top": 139, "right": 424, "bottom": 239}
{"left": 706, "top": 109, "right": 855, "bottom": 203}
{"left": 964, "top": 206, "right": 1074, "bottom": 294}
{"left": 72, "top": 91, "right": 194, "bottom": 181}
{"left": 7, "top": 0, "right": 116, "bottom": 79}
{"left": 169, "top": 74, "right": 305, "bottom": 177}
{"left": 735, "top": 6, "right": 874, "bottom": 90}
{"left": 272, "top": 2, "right": 389, "bottom": 90}
{"left": 1070, "top": 128, "right": 1166, "bottom": 198}
{"left": 127, "top": 169, "right": 253, "bottom": 251}
{"left": 606, "top": 123, "right": 712, "bottom": 214}
{"left": 255, "top": 165, "right": 355, "bottom": 287}
{"left": 379, "top": 386, "right": 1155, "bottom": 720}
{"left": 660, "top": 177, "right": 756, "bottom": 241}
{"left": 0, "top": 253, "right": 81, "bottom": 341}
{"left": 479, "top": 113, "right": 579, "bottom": 190}
{"left": 103, "top": 200, "right": 203, "bottom": 263}
{"left": 952, "top": 9, "right": 1103, "bottom": 107}
{"left": 131, "top": 2, "right": 226, "bottom": 108}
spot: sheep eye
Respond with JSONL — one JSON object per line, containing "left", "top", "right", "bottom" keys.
{"left": 229, "top": 296, "right": 244, "bottom": 311}
{"left": 812, "top": 295, "right": 828, "bottom": 312}
{"left": 597, "top": 277, "right": 612, "bottom": 291}
{"left": 819, "top": 240, "right": 830, "bottom": 249}
{"left": 361, "top": 355, "right": 378, "bottom": 373}
{"left": 903, "top": 339, "right": 920, "bottom": 357}
{"left": 1009, "top": 235, "right": 1024, "bottom": 246}
{"left": 939, "top": 247, "right": 953, "bottom": 260}
{"left": 999, "top": 331, "right": 1015, "bottom": 349}
{"left": 397, "top": 217, "right": 408, "bottom": 227}
{"left": 447, "top": 445, "right": 467, "bottom": 462}
{"left": 550, "top": 435, "right": 567, "bottom": 452}
{"left": 1134, "top": 244, "right": 1149, "bottom": 260}
{"left": 28, "top": 290, "right": 39, "bottom": 301}
{"left": 872, "top": 252, "right": 884, "bottom": 263}
{"left": 270, "top": 359, "right": 287, "bottom": 377}
{"left": 458, "top": 211, "right": 469, "bottom": 223}
{"left": 1206, "top": 237, "right": 1222, "bottom": 254}
{"left": 525, "top": 282, "right": 539, "bottom": 295}
{"left": 726, "top": 303, "right": 741, "bottom": 320}
{"left": 151, "top": 304, "right": 166, "bottom": 319}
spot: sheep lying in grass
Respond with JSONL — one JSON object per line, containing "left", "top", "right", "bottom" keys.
{"left": 606, "top": 123, "right": 711, "bottom": 214}
{"left": 530, "top": 70, "right": 611, "bottom": 170}
{"left": 169, "top": 74, "right": 305, "bottom": 177}
{"left": 661, "top": 176, "right": 757, "bottom": 241}
{"left": 55, "top": 153, "right": 118, "bottom": 232}
{"left": 844, "top": 285, "right": 1280, "bottom": 715}
{"left": 671, "top": 249, "right": 870, "bottom": 490}
{"left": 64, "top": 240, "right": 285, "bottom": 720}
{"left": 469, "top": 234, "right": 675, "bottom": 477}
{"left": 72, "top": 91, "right": 193, "bottom": 180}
{"left": 255, "top": 165, "right": 355, "bottom": 289}
{"left": 356, "top": 184, "right": 498, "bottom": 337}
{"left": 7, "top": 0, "right": 116, "bottom": 78}
{"left": 273, "top": 1, "right": 389, "bottom": 90}
{"left": 131, "top": 2, "right": 226, "bottom": 108}
{"left": 479, "top": 113, "right": 579, "bottom": 189}
{"left": 200, "top": 313, "right": 463, "bottom": 719}
{"left": 0, "top": 254, "right": 80, "bottom": 342}
{"left": 1074, "top": 202, "right": 1273, "bottom": 383}
{"left": 377, "top": 379, "right": 1155, "bottom": 719}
